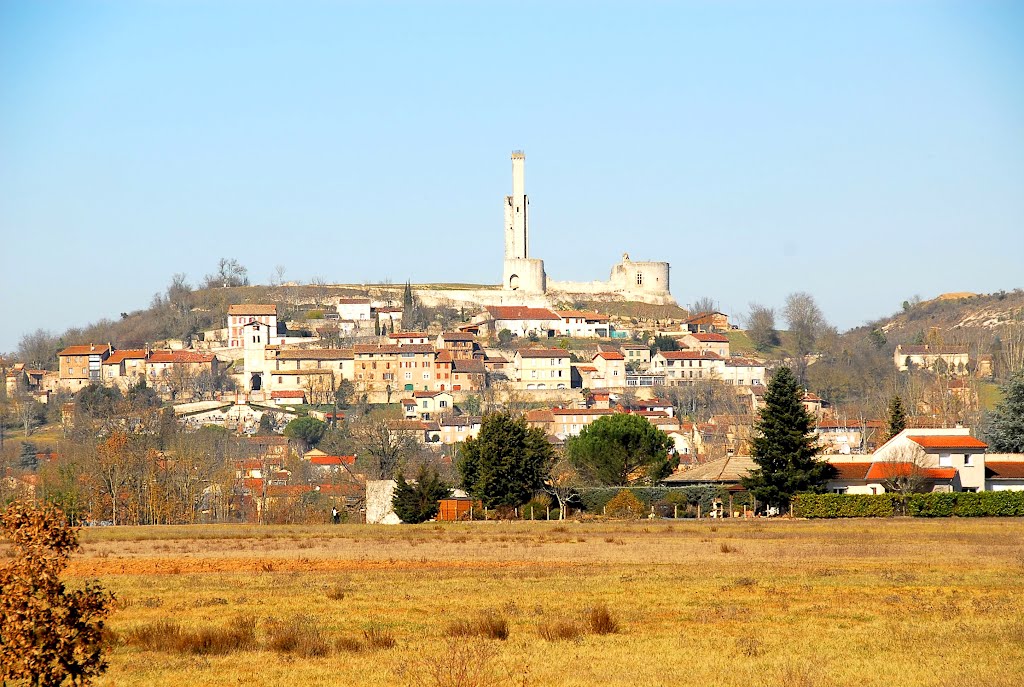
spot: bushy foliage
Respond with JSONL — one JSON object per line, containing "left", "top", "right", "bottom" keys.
{"left": 794, "top": 491, "right": 1024, "bottom": 518}
{"left": 603, "top": 489, "right": 646, "bottom": 519}
{"left": 885, "top": 395, "right": 907, "bottom": 442}
{"left": 392, "top": 465, "right": 451, "bottom": 524}
{"left": 457, "top": 413, "right": 553, "bottom": 508}
{"left": 566, "top": 413, "right": 672, "bottom": 486}
{"left": 578, "top": 486, "right": 725, "bottom": 515}
{"left": 284, "top": 416, "right": 327, "bottom": 446}
{"left": 793, "top": 494, "right": 897, "bottom": 518}
{"left": 0, "top": 501, "right": 113, "bottom": 687}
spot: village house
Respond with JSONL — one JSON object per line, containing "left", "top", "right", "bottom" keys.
{"left": 719, "top": 358, "right": 766, "bottom": 387}
{"left": 512, "top": 348, "right": 571, "bottom": 390}
{"left": 619, "top": 343, "right": 652, "bottom": 369}
{"left": 588, "top": 350, "right": 626, "bottom": 388}
{"left": 354, "top": 343, "right": 435, "bottom": 396}
{"left": 402, "top": 390, "right": 454, "bottom": 419}
{"left": 651, "top": 350, "right": 725, "bottom": 385}
{"left": 274, "top": 348, "right": 354, "bottom": 380}
{"left": 374, "top": 306, "right": 403, "bottom": 332}
{"left": 475, "top": 305, "right": 559, "bottom": 339}
{"left": 390, "top": 331, "right": 431, "bottom": 345}
{"left": 228, "top": 304, "right": 279, "bottom": 348}
{"left": 684, "top": 311, "right": 730, "bottom": 333}
{"left": 438, "top": 415, "right": 482, "bottom": 445}
{"left": 146, "top": 349, "right": 218, "bottom": 386}
{"left": 57, "top": 344, "right": 111, "bottom": 391}
{"left": 436, "top": 332, "right": 478, "bottom": 360}
{"left": 101, "top": 349, "right": 148, "bottom": 390}
{"left": 894, "top": 344, "right": 970, "bottom": 375}
{"left": 551, "top": 408, "right": 616, "bottom": 437}
{"left": 337, "top": 297, "right": 372, "bottom": 322}
{"left": 554, "top": 310, "right": 611, "bottom": 338}
{"left": 679, "top": 332, "right": 730, "bottom": 357}
{"left": 451, "top": 358, "right": 486, "bottom": 391}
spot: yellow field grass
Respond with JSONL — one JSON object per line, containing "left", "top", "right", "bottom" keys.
{"left": 62, "top": 519, "right": 1024, "bottom": 686}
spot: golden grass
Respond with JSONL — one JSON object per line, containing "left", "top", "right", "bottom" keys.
{"left": 66, "top": 519, "right": 1024, "bottom": 686}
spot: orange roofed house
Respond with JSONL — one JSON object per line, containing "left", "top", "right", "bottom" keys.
{"left": 228, "top": 304, "right": 279, "bottom": 348}
{"left": 57, "top": 344, "right": 111, "bottom": 391}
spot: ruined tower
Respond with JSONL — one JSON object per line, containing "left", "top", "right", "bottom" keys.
{"left": 502, "top": 151, "right": 546, "bottom": 293}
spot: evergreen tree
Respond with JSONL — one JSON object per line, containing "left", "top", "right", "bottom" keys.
{"left": 402, "top": 280, "right": 414, "bottom": 311}
{"left": 984, "top": 372, "right": 1024, "bottom": 452}
{"left": 566, "top": 413, "right": 672, "bottom": 485}
{"left": 18, "top": 442, "right": 38, "bottom": 471}
{"left": 392, "top": 465, "right": 451, "bottom": 524}
{"left": 884, "top": 395, "right": 907, "bottom": 442}
{"left": 741, "top": 366, "right": 833, "bottom": 509}
{"left": 457, "top": 412, "right": 554, "bottom": 508}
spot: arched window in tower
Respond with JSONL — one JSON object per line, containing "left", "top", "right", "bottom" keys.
{"left": 636, "top": 272, "right": 644, "bottom": 286}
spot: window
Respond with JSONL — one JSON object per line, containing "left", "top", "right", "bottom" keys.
{"left": 963, "top": 454, "right": 973, "bottom": 467}
{"left": 832, "top": 488, "right": 848, "bottom": 494}
{"left": 636, "top": 272, "right": 643, "bottom": 286}
{"left": 961, "top": 487, "right": 978, "bottom": 493}
{"left": 439, "top": 400, "right": 448, "bottom": 408}
{"left": 404, "top": 372, "right": 412, "bottom": 380}
{"left": 939, "top": 453, "right": 952, "bottom": 467}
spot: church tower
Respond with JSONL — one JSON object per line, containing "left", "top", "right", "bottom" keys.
{"left": 502, "top": 151, "right": 546, "bottom": 293}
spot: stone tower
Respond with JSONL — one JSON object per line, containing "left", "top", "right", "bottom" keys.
{"left": 502, "top": 151, "right": 546, "bottom": 293}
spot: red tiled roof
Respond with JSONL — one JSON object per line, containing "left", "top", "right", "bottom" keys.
{"left": 392, "top": 331, "right": 428, "bottom": 338}
{"left": 594, "top": 351, "right": 624, "bottom": 361}
{"left": 353, "top": 343, "right": 435, "bottom": 355}
{"left": 229, "top": 304, "right": 277, "bottom": 315}
{"left": 276, "top": 348, "right": 353, "bottom": 360}
{"left": 525, "top": 409, "right": 554, "bottom": 423}
{"left": 576, "top": 365, "right": 598, "bottom": 372}
{"left": 552, "top": 408, "right": 615, "bottom": 416}
{"left": 337, "top": 297, "right": 371, "bottom": 304}
{"left": 271, "top": 390, "right": 305, "bottom": 399}
{"left": 58, "top": 344, "right": 111, "bottom": 357}
{"left": 907, "top": 435, "right": 988, "bottom": 450}
{"left": 413, "top": 390, "right": 446, "bottom": 398}
{"left": 517, "top": 348, "right": 570, "bottom": 359}
{"left": 104, "top": 349, "right": 147, "bottom": 364}
{"left": 442, "top": 332, "right": 475, "bottom": 341}
{"left": 555, "top": 310, "right": 610, "bottom": 321}
{"left": 485, "top": 306, "right": 559, "bottom": 320}
{"left": 828, "top": 463, "right": 872, "bottom": 480}
{"left": 690, "top": 332, "right": 729, "bottom": 343}
{"left": 865, "top": 463, "right": 957, "bottom": 480}
{"left": 725, "top": 357, "right": 764, "bottom": 367}
{"left": 453, "top": 359, "right": 485, "bottom": 374}
{"left": 147, "top": 350, "right": 214, "bottom": 364}
{"left": 986, "top": 462, "right": 1024, "bottom": 479}
{"left": 310, "top": 455, "right": 356, "bottom": 466}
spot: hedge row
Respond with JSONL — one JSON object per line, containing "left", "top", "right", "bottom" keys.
{"left": 577, "top": 486, "right": 731, "bottom": 514}
{"left": 794, "top": 491, "right": 1024, "bottom": 518}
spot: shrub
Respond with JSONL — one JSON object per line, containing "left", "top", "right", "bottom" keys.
{"left": 794, "top": 491, "right": 1024, "bottom": 518}
{"left": 266, "top": 615, "right": 330, "bottom": 657}
{"left": 586, "top": 604, "right": 619, "bottom": 635}
{"left": 126, "top": 619, "right": 181, "bottom": 652}
{"left": 445, "top": 612, "right": 509, "bottom": 640}
{"left": 363, "top": 625, "right": 397, "bottom": 650}
{"left": 537, "top": 620, "right": 584, "bottom": 642}
{"left": 792, "top": 494, "right": 896, "bottom": 518}
{"left": 604, "top": 489, "right": 646, "bottom": 519}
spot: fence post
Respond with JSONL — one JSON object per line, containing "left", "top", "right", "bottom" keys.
{"left": 546, "top": 505, "right": 550, "bottom": 520}
{"left": 674, "top": 504, "right": 678, "bottom": 519}
{"left": 697, "top": 504, "right": 701, "bottom": 519}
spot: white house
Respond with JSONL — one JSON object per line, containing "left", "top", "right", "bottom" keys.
{"left": 337, "top": 297, "right": 372, "bottom": 322}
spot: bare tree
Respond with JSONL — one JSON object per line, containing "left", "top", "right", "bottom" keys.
{"left": 747, "top": 303, "right": 780, "bottom": 351}
{"left": 204, "top": 258, "right": 249, "bottom": 289}
{"left": 689, "top": 296, "right": 717, "bottom": 314}
{"left": 545, "top": 456, "right": 579, "bottom": 520}
{"left": 351, "top": 417, "right": 418, "bottom": 479}
{"left": 784, "top": 292, "right": 828, "bottom": 383}
{"left": 16, "top": 329, "right": 61, "bottom": 370}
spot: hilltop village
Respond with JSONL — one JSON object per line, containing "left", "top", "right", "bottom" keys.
{"left": 3, "top": 153, "right": 1022, "bottom": 523}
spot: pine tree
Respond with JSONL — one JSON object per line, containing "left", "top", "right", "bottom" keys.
{"left": 18, "top": 442, "right": 38, "bottom": 471}
{"left": 741, "top": 366, "right": 833, "bottom": 509}
{"left": 392, "top": 465, "right": 451, "bottom": 524}
{"left": 402, "top": 280, "right": 414, "bottom": 311}
{"left": 984, "top": 372, "right": 1024, "bottom": 452}
{"left": 885, "top": 395, "right": 907, "bottom": 442}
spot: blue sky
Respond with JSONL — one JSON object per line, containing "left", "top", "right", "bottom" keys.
{"left": 2, "top": 1, "right": 1022, "bottom": 352}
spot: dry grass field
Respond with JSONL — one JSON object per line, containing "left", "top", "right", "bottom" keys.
{"left": 63, "top": 519, "right": 1024, "bottom": 686}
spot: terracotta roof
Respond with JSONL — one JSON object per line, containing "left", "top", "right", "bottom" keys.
{"left": 392, "top": 331, "right": 428, "bottom": 338}
{"left": 684, "top": 311, "right": 727, "bottom": 324}
{"left": 354, "top": 343, "right": 435, "bottom": 355}
{"left": 594, "top": 351, "right": 625, "bottom": 361}
{"left": 229, "top": 304, "right": 277, "bottom": 315}
{"left": 413, "top": 390, "right": 446, "bottom": 398}
{"left": 907, "top": 435, "right": 988, "bottom": 450}
{"left": 270, "top": 390, "right": 305, "bottom": 399}
{"left": 828, "top": 463, "right": 872, "bottom": 480}
{"left": 555, "top": 310, "right": 610, "bottom": 321}
{"left": 58, "top": 344, "right": 111, "bottom": 357}
{"left": 725, "top": 358, "right": 764, "bottom": 367}
{"left": 485, "top": 306, "right": 559, "bottom": 321}
{"left": 865, "top": 463, "right": 957, "bottom": 480}
{"left": 268, "top": 368, "right": 331, "bottom": 375}
{"left": 552, "top": 408, "right": 615, "bottom": 416}
{"left": 453, "top": 359, "right": 485, "bottom": 374}
{"left": 337, "top": 297, "right": 371, "bottom": 304}
{"left": 276, "top": 348, "right": 353, "bottom": 360}
{"left": 310, "top": 455, "right": 356, "bottom": 466}
{"left": 440, "top": 415, "right": 482, "bottom": 428}
{"left": 658, "top": 351, "right": 723, "bottom": 360}
{"left": 576, "top": 365, "right": 598, "bottom": 372}
{"left": 525, "top": 409, "right": 554, "bottom": 423}
{"left": 104, "top": 349, "right": 147, "bottom": 364}
{"left": 517, "top": 348, "right": 570, "bottom": 359}
{"left": 401, "top": 398, "right": 415, "bottom": 405}
{"left": 663, "top": 455, "right": 755, "bottom": 484}
{"left": 690, "top": 332, "right": 729, "bottom": 343}
{"left": 434, "top": 350, "right": 454, "bottom": 364}
{"left": 985, "top": 462, "right": 1024, "bottom": 479}
{"left": 147, "top": 350, "right": 214, "bottom": 364}
{"left": 442, "top": 332, "right": 475, "bottom": 341}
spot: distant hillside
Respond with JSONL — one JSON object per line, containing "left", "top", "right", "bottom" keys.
{"left": 871, "top": 290, "right": 1024, "bottom": 338}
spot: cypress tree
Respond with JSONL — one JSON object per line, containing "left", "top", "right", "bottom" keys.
{"left": 885, "top": 395, "right": 907, "bottom": 442}
{"left": 741, "top": 367, "right": 833, "bottom": 509}
{"left": 392, "top": 465, "right": 451, "bottom": 524}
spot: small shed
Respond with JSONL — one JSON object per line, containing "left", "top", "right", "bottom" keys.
{"left": 437, "top": 497, "right": 477, "bottom": 521}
